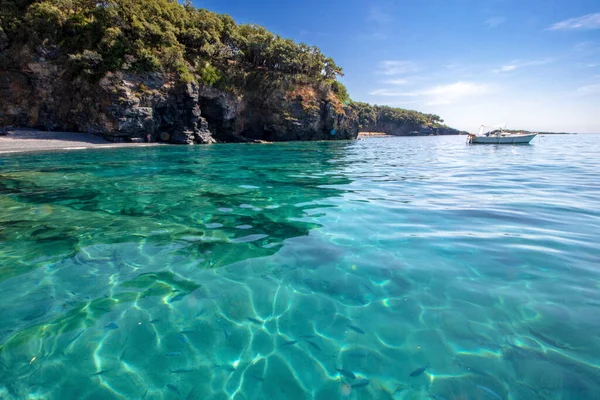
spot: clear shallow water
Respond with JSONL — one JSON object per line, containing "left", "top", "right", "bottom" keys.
{"left": 1, "top": 135, "right": 599, "bottom": 400}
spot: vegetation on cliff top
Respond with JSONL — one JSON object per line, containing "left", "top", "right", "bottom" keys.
{"left": 1, "top": 0, "right": 444, "bottom": 128}
{"left": 1, "top": 0, "right": 342, "bottom": 87}
{"left": 351, "top": 102, "right": 445, "bottom": 131}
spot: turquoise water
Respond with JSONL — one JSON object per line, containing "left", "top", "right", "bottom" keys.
{"left": 1, "top": 135, "right": 600, "bottom": 399}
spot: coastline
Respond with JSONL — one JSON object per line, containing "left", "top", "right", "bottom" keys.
{"left": 358, "top": 132, "right": 392, "bottom": 138}
{"left": 0, "top": 129, "right": 164, "bottom": 154}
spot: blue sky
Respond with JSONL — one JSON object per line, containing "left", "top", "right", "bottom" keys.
{"left": 194, "top": 0, "right": 600, "bottom": 133}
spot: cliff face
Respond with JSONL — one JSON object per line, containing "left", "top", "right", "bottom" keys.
{"left": 0, "top": 63, "right": 358, "bottom": 144}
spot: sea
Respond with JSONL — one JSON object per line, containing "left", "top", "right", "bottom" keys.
{"left": 0, "top": 134, "right": 599, "bottom": 399}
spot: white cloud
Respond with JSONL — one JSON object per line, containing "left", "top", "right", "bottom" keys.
{"left": 384, "top": 78, "right": 410, "bottom": 85}
{"left": 421, "top": 81, "right": 493, "bottom": 105}
{"left": 576, "top": 63, "right": 599, "bottom": 68}
{"left": 378, "top": 61, "right": 419, "bottom": 75}
{"left": 369, "top": 81, "right": 493, "bottom": 105}
{"left": 493, "top": 59, "right": 552, "bottom": 73}
{"left": 384, "top": 100, "right": 422, "bottom": 107}
{"left": 577, "top": 84, "right": 600, "bottom": 94}
{"left": 422, "top": 95, "right": 600, "bottom": 133}
{"left": 485, "top": 17, "right": 506, "bottom": 28}
{"left": 497, "top": 65, "right": 518, "bottom": 73}
{"left": 549, "top": 13, "right": 600, "bottom": 30}
{"left": 369, "top": 89, "right": 407, "bottom": 96}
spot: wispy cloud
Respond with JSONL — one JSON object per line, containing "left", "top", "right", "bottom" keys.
{"left": 577, "top": 83, "right": 600, "bottom": 94}
{"left": 378, "top": 61, "right": 419, "bottom": 75}
{"left": 493, "top": 59, "right": 553, "bottom": 73}
{"left": 360, "top": 1, "right": 395, "bottom": 40}
{"left": 383, "top": 100, "right": 422, "bottom": 107}
{"left": 369, "top": 89, "right": 406, "bottom": 96}
{"left": 548, "top": 13, "right": 600, "bottom": 31}
{"left": 575, "top": 63, "right": 599, "bottom": 68}
{"left": 367, "top": 2, "right": 394, "bottom": 26}
{"left": 383, "top": 78, "right": 411, "bottom": 85}
{"left": 495, "top": 65, "right": 517, "bottom": 73}
{"left": 369, "top": 81, "right": 493, "bottom": 105}
{"left": 422, "top": 81, "right": 493, "bottom": 105}
{"left": 574, "top": 41, "right": 594, "bottom": 51}
{"left": 485, "top": 16, "right": 506, "bottom": 29}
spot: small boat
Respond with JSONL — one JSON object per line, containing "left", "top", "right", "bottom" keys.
{"left": 467, "top": 125, "right": 537, "bottom": 144}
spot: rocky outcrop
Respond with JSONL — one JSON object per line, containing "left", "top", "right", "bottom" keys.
{"left": 98, "top": 73, "right": 217, "bottom": 144}
{"left": 0, "top": 60, "right": 359, "bottom": 144}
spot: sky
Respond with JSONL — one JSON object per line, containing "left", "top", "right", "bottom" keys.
{"left": 194, "top": 0, "right": 600, "bottom": 133}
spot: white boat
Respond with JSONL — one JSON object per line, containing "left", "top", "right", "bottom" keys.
{"left": 467, "top": 125, "right": 537, "bottom": 144}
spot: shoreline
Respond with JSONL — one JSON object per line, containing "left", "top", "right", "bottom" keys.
{"left": 0, "top": 129, "right": 164, "bottom": 154}
{"left": 2, "top": 129, "right": 583, "bottom": 155}
{"left": 358, "top": 132, "right": 392, "bottom": 138}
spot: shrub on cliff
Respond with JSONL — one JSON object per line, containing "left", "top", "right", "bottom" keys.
{"left": 331, "top": 80, "right": 350, "bottom": 104}
{"left": 68, "top": 49, "right": 103, "bottom": 76}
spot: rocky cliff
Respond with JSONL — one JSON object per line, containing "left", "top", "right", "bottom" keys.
{"left": 0, "top": 0, "right": 467, "bottom": 145}
{"left": 0, "top": 64, "right": 358, "bottom": 144}
{"left": 0, "top": 0, "right": 359, "bottom": 144}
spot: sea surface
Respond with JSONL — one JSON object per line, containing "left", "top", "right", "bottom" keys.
{"left": 1, "top": 134, "right": 599, "bottom": 399}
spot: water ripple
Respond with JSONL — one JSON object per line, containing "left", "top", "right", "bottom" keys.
{"left": 1, "top": 135, "right": 600, "bottom": 398}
